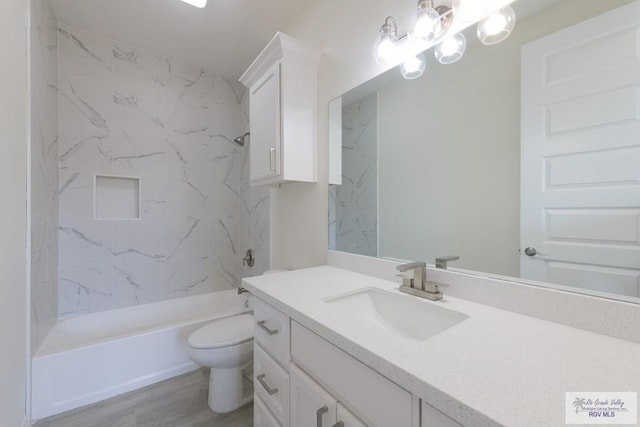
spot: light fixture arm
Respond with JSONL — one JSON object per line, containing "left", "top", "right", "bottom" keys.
{"left": 433, "top": 5, "right": 454, "bottom": 41}
{"left": 380, "top": 16, "right": 398, "bottom": 37}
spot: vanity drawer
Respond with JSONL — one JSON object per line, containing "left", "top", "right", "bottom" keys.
{"left": 254, "top": 299, "right": 290, "bottom": 370}
{"left": 255, "top": 344, "right": 290, "bottom": 427}
{"left": 291, "top": 321, "right": 413, "bottom": 427}
{"left": 255, "top": 395, "right": 283, "bottom": 427}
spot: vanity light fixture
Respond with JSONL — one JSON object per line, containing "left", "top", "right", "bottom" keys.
{"left": 372, "top": 0, "right": 516, "bottom": 79}
{"left": 180, "top": 0, "right": 207, "bottom": 8}
{"left": 373, "top": 17, "right": 400, "bottom": 65}
{"left": 477, "top": 6, "right": 516, "bottom": 45}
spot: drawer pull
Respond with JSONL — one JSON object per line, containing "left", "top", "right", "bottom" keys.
{"left": 256, "top": 373, "right": 278, "bottom": 395}
{"left": 332, "top": 423, "right": 344, "bottom": 427}
{"left": 257, "top": 320, "right": 279, "bottom": 336}
{"left": 317, "top": 406, "right": 329, "bottom": 427}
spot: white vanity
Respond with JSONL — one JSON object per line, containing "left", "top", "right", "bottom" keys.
{"left": 243, "top": 265, "right": 640, "bottom": 426}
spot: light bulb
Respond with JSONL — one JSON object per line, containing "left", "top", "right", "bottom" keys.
{"left": 484, "top": 14, "right": 507, "bottom": 35}
{"left": 372, "top": 33, "right": 399, "bottom": 65}
{"left": 372, "top": 17, "right": 399, "bottom": 65}
{"left": 409, "top": 8, "right": 442, "bottom": 43}
{"left": 441, "top": 38, "right": 459, "bottom": 56}
{"left": 477, "top": 6, "right": 516, "bottom": 45}
{"left": 377, "top": 38, "right": 396, "bottom": 60}
{"left": 452, "top": 0, "right": 489, "bottom": 23}
{"left": 435, "top": 32, "right": 466, "bottom": 64}
{"left": 400, "top": 54, "right": 426, "bottom": 80}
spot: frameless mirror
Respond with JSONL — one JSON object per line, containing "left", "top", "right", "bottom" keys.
{"left": 329, "top": 0, "right": 640, "bottom": 303}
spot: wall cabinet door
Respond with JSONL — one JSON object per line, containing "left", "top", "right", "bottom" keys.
{"left": 336, "top": 402, "right": 366, "bottom": 427}
{"left": 249, "top": 62, "right": 281, "bottom": 184}
{"left": 290, "top": 364, "right": 337, "bottom": 427}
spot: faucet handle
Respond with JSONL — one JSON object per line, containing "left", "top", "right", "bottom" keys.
{"left": 396, "top": 261, "right": 426, "bottom": 272}
{"left": 435, "top": 255, "right": 460, "bottom": 270}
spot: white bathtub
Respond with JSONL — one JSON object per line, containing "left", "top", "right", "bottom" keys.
{"left": 32, "top": 290, "right": 252, "bottom": 420}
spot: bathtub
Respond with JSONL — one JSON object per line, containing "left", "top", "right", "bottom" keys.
{"left": 32, "top": 290, "right": 252, "bottom": 420}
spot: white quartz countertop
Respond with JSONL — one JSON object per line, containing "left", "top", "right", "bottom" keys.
{"left": 242, "top": 266, "right": 640, "bottom": 426}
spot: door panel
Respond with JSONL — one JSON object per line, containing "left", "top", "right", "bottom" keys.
{"left": 521, "top": 1, "right": 640, "bottom": 297}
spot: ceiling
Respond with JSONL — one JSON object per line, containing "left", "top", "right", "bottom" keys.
{"left": 50, "top": 0, "right": 314, "bottom": 79}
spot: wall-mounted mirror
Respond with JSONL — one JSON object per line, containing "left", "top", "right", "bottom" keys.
{"left": 328, "top": 0, "right": 640, "bottom": 303}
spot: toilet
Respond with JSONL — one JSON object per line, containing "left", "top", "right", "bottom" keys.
{"left": 188, "top": 314, "right": 254, "bottom": 413}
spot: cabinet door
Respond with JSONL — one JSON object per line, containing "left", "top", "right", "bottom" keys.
{"left": 255, "top": 396, "right": 283, "bottom": 427}
{"left": 336, "top": 402, "right": 367, "bottom": 427}
{"left": 249, "top": 62, "right": 281, "bottom": 184}
{"left": 290, "top": 364, "right": 337, "bottom": 427}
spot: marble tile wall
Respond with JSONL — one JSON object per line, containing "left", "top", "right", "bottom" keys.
{"left": 58, "top": 25, "right": 269, "bottom": 317}
{"left": 329, "top": 94, "right": 378, "bottom": 257}
{"left": 31, "top": 0, "right": 59, "bottom": 352}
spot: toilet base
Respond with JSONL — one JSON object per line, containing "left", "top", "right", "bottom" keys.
{"left": 208, "top": 366, "right": 253, "bottom": 414}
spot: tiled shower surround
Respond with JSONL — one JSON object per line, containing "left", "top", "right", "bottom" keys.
{"left": 57, "top": 25, "right": 268, "bottom": 317}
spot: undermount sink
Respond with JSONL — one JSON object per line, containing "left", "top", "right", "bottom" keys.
{"left": 324, "top": 288, "right": 469, "bottom": 341}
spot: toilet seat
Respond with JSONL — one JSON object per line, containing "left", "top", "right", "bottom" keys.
{"left": 188, "top": 314, "right": 254, "bottom": 349}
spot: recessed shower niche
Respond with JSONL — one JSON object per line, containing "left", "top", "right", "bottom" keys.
{"left": 94, "top": 175, "right": 141, "bottom": 220}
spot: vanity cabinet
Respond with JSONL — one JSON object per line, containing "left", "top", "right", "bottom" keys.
{"left": 252, "top": 296, "right": 460, "bottom": 427}
{"left": 239, "top": 32, "right": 321, "bottom": 186}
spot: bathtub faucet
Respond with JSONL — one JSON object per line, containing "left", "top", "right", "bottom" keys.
{"left": 237, "top": 287, "right": 250, "bottom": 295}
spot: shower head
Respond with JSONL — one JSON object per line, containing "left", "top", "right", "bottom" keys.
{"left": 233, "top": 132, "right": 250, "bottom": 147}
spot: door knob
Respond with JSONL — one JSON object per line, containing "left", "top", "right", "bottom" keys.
{"left": 524, "top": 247, "right": 548, "bottom": 257}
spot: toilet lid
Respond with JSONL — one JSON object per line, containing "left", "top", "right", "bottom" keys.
{"left": 189, "top": 314, "right": 254, "bottom": 349}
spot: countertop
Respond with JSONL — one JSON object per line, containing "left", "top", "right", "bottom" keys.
{"left": 242, "top": 266, "right": 640, "bottom": 426}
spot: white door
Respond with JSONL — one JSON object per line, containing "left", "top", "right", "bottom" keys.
{"left": 250, "top": 62, "right": 281, "bottom": 184}
{"left": 521, "top": 1, "right": 640, "bottom": 298}
{"left": 290, "top": 364, "right": 337, "bottom": 427}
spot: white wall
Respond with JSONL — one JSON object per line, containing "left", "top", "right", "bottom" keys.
{"left": 0, "top": 0, "right": 29, "bottom": 425}
{"left": 278, "top": 0, "right": 634, "bottom": 270}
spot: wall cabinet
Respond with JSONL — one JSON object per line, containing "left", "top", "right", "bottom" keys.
{"left": 239, "top": 32, "right": 321, "bottom": 186}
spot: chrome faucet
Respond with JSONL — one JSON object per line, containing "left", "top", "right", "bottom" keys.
{"left": 397, "top": 261, "right": 443, "bottom": 301}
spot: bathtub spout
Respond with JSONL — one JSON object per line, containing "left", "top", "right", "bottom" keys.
{"left": 237, "top": 287, "right": 250, "bottom": 295}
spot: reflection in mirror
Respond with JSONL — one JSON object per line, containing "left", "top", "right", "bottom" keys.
{"left": 328, "top": 0, "right": 640, "bottom": 303}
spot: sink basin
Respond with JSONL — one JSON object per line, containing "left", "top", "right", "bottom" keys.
{"left": 324, "top": 288, "right": 469, "bottom": 341}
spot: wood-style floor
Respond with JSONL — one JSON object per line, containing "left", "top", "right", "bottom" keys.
{"left": 33, "top": 369, "right": 253, "bottom": 427}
